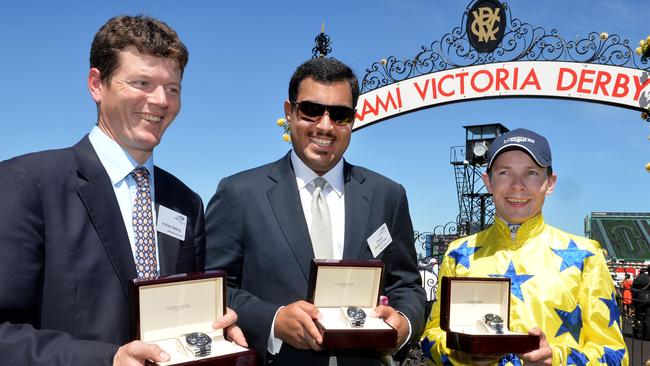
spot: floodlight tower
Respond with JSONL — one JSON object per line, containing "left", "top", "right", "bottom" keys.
{"left": 451, "top": 124, "right": 509, "bottom": 235}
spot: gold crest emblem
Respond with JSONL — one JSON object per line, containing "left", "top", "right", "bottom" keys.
{"left": 466, "top": 0, "right": 506, "bottom": 53}
{"left": 471, "top": 7, "right": 501, "bottom": 43}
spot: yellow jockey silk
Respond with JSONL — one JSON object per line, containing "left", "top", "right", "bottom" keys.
{"left": 421, "top": 214, "right": 628, "bottom": 366}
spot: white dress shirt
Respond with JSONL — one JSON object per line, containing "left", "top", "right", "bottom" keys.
{"left": 88, "top": 126, "right": 160, "bottom": 273}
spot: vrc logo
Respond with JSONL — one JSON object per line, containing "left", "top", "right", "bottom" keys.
{"left": 466, "top": 0, "right": 506, "bottom": 53}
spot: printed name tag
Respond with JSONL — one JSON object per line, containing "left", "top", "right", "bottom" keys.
{"left": 367, "top": 223, "right": 392, "bottom": 258}
{"left": 156, "top": 205, "right": 187, "bottom": 241}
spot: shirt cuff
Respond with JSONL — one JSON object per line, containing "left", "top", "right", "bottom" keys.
{"left": 395, "top": 311, "right": 412, "bottom": 352}
{"left": 267, "top": 306, "right": 284, "bottom": 354}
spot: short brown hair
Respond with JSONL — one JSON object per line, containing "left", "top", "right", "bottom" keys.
{"left": 90, "top": 15, "right": 189, "bottom": 83}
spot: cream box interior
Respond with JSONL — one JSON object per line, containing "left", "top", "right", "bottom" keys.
{"left": 312, "top": 265, "right": 392, "bottom": 331}
{"left": 137, "top": 276, "right": 249, "bottom": 365}
{"left": 447, "top": 278, "right": 518, "bottom": 335}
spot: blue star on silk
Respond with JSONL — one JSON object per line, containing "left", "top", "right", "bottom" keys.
{"left": 420, "top": 337, "right": 434, "bottom": 361}
{"left": 600, "top": 292, "right": 622, "bottom": 329}
{"left": 599, "top": 347, "right": 625, "bottom": 366}
{"left": 498, "top": 354, "right": 522, "bottom": 366}
{"left": 567, "top": 348, "right": 589, "bottom": 366}
{"left": 551, "top": 239, "right": 594, "bottom": 272}
{"left": 555, "top": 304, "right": 583, "bottom": 343}
{"left": 447, "top": 241, "right": 480, "bottom": 269}
{"left": 419, "top": 338, "right": 451, "bottom": 365}
{"left": 489, "top": 261, "right": 533, "bottom": 302}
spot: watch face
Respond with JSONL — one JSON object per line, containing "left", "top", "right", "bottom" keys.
{"left": 347, "top": 306, "right": 366, "bottom": 320}
{"left": 186, "top": 332, "right": 212, "bottom": 346}
{"left": 483, "top": 313, "right": 504, "bottom": 334}
{"left": 484, "top": 313, "right": 503, "bottom": 324}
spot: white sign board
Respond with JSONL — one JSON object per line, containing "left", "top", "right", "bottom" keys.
{"left": 354, "top": 61, "right": 650, "bottom": 130}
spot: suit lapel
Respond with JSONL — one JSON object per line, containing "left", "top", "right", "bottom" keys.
{"left": 74, "top": 136, "right": 136, "bottom": 300}
{"left": 343, "top": 163, "right": 372, "bottom": 259}
{"left": 154, "top": 173, "right": 180, "bottom": 277}
{"left": 266, "top": 154, "right": 313, "bottom": 280}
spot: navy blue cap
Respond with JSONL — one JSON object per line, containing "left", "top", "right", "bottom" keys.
{"left": 486, "top": 128, "right": 552, "bottom": 169}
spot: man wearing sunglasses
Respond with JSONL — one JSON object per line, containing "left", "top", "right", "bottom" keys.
{"left": 205, "top": 57, "right": 425, "bottom": 365}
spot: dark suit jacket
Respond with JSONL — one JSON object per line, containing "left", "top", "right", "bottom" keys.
{"left": 205, "top": 153, "right": 425, "bottom": 366}
{"left": 0, "top": 136, "right": 205, "bottom": 365}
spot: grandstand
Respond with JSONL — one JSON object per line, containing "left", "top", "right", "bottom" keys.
{"left": 586, "top": 212, "right": 650, "bottom": 261}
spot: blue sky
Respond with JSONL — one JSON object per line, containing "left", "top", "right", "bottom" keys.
{"left": 1, "top": 0, "right": 648, "bottom": 245}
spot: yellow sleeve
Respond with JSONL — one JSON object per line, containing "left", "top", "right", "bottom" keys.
{"left": 571, "top": 245, "right": 628, "bottom": 365}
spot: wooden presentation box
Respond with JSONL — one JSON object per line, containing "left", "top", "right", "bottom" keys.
{"left": 439, "top": 277, "right": 539, "bottom": 354}
{"left": 130, "top": 271, "right": 256, "bottom": 366}
{"left": 307, "top": 260, "right": 397, "bottom": 349}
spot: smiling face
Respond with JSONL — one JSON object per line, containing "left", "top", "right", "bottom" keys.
{"left": 284, "top": 77, "right": 353, "bottom": 175}
{"left": 483, "top": 149, "right": 557, "bottom": 224}
{"left": 88, "top": 46, "right": 181, "bottom": 163}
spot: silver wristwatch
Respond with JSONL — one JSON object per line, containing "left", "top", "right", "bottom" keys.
{"left": 184, "top": 332, "right": 212, "bottom": 357}
{"left": 344, "top": 306, "right": 367, "bottom": 328}
{"left": 483, "top": 313, "right": 504, "bottom": 334}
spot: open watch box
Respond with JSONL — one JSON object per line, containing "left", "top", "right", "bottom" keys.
{"left": 129, "top": 271, "right": 256, "bottom": 365}
{"left": 306, "top": 259, "right": 397, "bottom": 349}
{"left": 439, "top": 276, "right": 539, "bottom": 354}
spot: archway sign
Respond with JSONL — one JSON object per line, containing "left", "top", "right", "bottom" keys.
{"left": 353, "top": 0, "right": 650, "bottom": 131}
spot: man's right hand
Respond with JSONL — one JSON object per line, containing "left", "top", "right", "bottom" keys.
{"left": 113, "top": 340, "right": 170, "bottom": 366}
{"left": 273, "top": 300, "right": 322, "bottom": 351}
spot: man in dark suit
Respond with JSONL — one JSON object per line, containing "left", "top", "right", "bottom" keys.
{"left": 205, "top": 57, "right": 425, "bottom": 365}
{"left": 0, "top": 15, "right": 242, "bottom": 366}
{"left": 633, "top": 266, "right": 650, "bottom": 340}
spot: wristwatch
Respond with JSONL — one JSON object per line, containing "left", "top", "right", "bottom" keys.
{"left": 483, "top": 313, "right": 504, "bottom": 334}
{"left": 184, "top": 332, "right": 212, "bottom": 357}
{"left": 343, "top": 306, "right": 366, "bottom": 328}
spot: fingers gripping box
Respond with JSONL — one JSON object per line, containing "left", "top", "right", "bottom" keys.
{"left": 307, "top": 260, "right": 397, "bottom": 349}
{"left": 439, "top": 277, "right": 539, "bottom": 354}
{"left": 130, "top": 271, "right": 256, "bottom": 365}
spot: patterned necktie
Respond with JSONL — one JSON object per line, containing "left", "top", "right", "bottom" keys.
{"left": 131, "top": 166, "right": 158, "bottom": 279}
{"left": 310, "top": 177, "right": 333, "bottom": 260}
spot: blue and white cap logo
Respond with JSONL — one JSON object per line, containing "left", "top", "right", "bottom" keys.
{"left": 487, "top": 128, "right": 551, "bottom": 169}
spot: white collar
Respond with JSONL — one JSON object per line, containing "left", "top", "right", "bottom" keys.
{"left": 290, "top": 150, "right": 344, "bottom": 197}
{"left": 88, "top": 125, "right": 155, "bottom": 184}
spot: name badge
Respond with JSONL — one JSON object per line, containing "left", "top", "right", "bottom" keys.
{"left": 367, "top": 223, "right": 392, "bottom": 258}
{"left": 156, "top": 205, "right": 187, "bottom": 241}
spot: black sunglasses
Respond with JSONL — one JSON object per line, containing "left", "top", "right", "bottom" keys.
{"left": 291, "top": 100, "right": 356, "bottom": 126}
